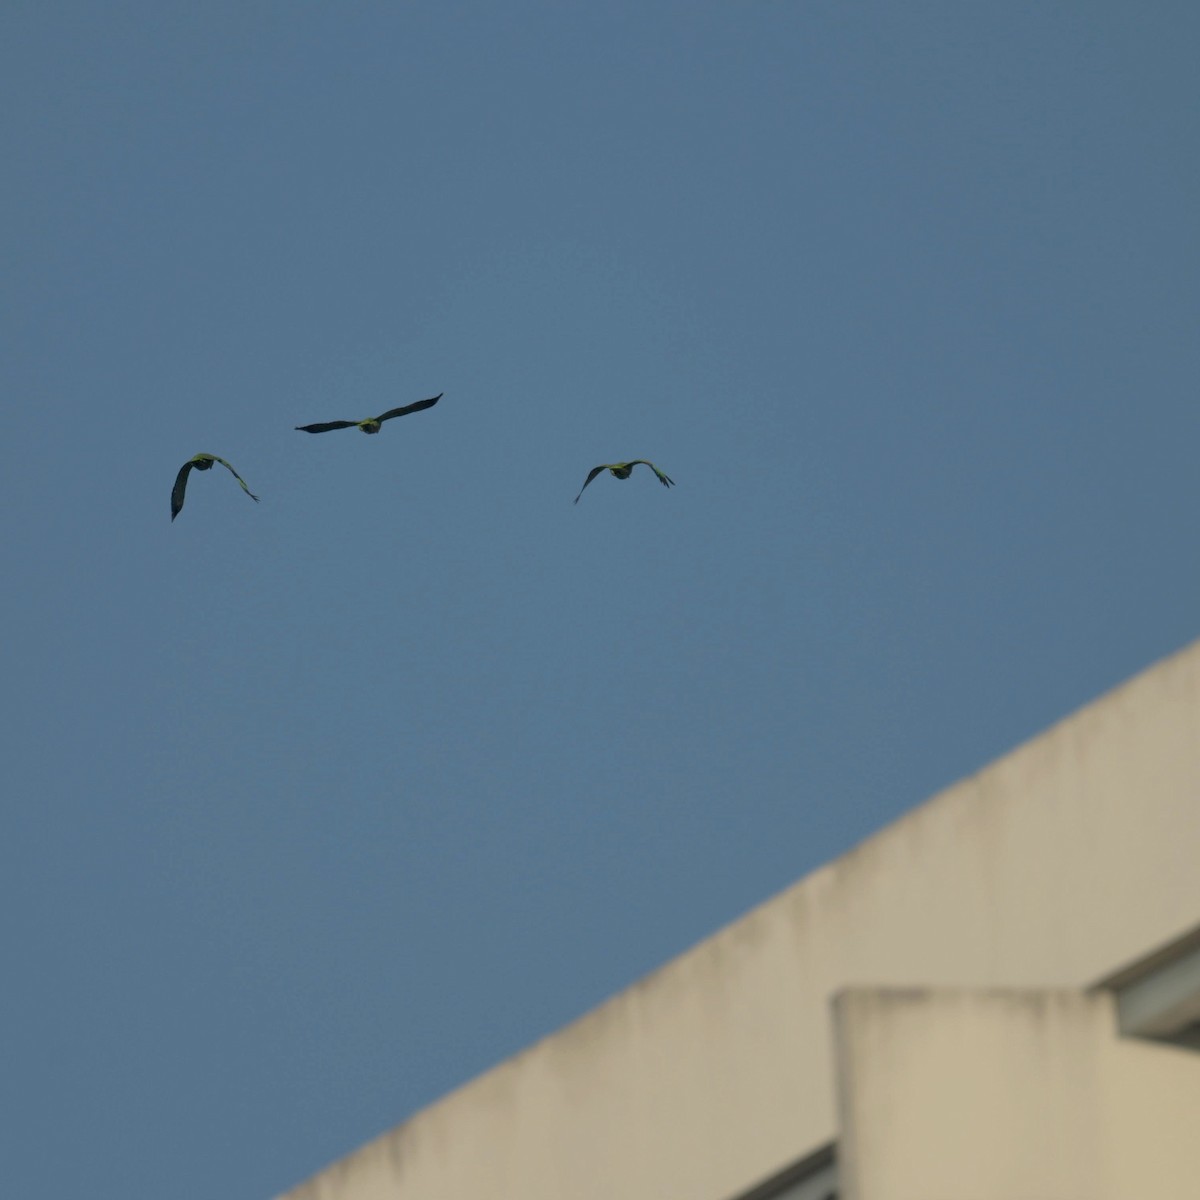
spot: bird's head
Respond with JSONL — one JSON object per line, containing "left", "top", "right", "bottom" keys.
{"left": 358, "top": 421, "right": 383, "bottom": 434}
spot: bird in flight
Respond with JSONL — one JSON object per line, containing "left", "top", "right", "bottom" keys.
{"left": 294, "top": 394, "right": 443, "bottom": 434}
{"left": 574, "top": 460, "right": 675, "bottom": 504}
{"left": 171, "top": 454, "right": 260, "bottom": 521}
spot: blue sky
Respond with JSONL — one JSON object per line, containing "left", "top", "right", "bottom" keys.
{"left": 3, "top": 3, "right": 1198, "bottom": 1196}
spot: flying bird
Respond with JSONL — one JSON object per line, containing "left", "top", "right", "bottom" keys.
{"left": 171, "top": 454, "right": 260, "bottom": 522}
{"left": 574, "top": 460, "right": 675, "bottom": 504}
{"left": 294, "top": 394, "right": 443, "bottom": 434}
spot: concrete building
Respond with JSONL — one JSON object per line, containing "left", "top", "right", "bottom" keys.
{"left": 279, "top": 640, "right": 1200, "bottom": 1200}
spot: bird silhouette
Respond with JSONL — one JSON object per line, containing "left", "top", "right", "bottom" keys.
{"left": 294, "top": 394, "right": 442, "bottom": 434}
{"left": 171, "top": 454, "right": 260, "bottom": 521}
{"left": 574, "top": 460, "right": 675, "bottom": 504}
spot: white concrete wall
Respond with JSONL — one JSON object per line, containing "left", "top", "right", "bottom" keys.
{"left": 833, "top": 987, "right": 1200, "bottom": 1200}
{"left": 280, "top": 639, "right": 1200, "bottom": 1200}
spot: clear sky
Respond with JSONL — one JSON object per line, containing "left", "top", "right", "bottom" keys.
{"left": 3, "top": 3, "right": 1198, "bottom": 1197}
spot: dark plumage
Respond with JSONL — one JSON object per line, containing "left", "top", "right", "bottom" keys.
{"left": 574, "top": 460, "right": 675, "bottom": 504}
{"left": 171, "top": 454, "right": 260, "bottom": 521}
{"left": 295, "top": 394, "right": 443, "bottom": 434}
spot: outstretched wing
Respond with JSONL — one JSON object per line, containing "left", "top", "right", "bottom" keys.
{"left": 209, "top": 456, "right": 261, "bottom": 503}
{"left": 170, "top": 460, "right": 195, "bottom": 521}
{"left": 376, "top": 394, "right": 443, "bottom": 424}
{"left": 574, "top": 464, "right": 611, "bottom": 505}
{"left": 295, "top": 420, "right": 358, "bottom": 433}
{"left": 630, "top": 460, "right": 675, "bottom": 488}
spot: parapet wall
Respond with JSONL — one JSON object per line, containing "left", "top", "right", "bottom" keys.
{"left": 282, "top": 638, "right": 1200, "bottom": 1200}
